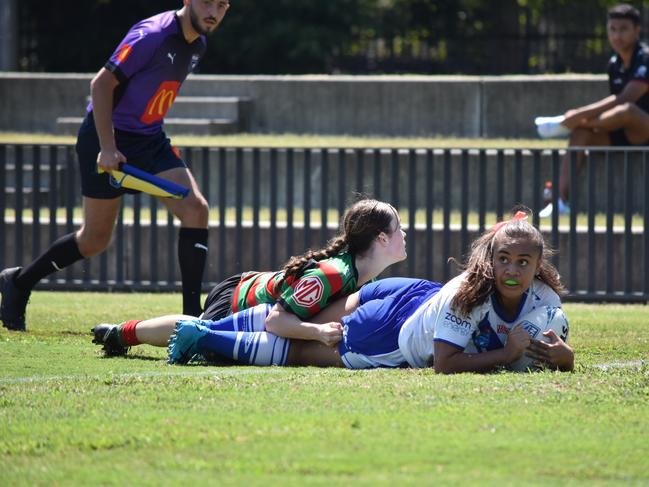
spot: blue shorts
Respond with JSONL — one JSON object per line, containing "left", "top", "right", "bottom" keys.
{"left": 338, "top": 278, "right": 442, "bottom": 369}
{"left": 76, "top": 112, "right": 187, "bottom": 199}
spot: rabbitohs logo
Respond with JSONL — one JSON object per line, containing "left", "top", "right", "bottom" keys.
{"left": 293, "top": 277, "right": 324, "bottom": 308}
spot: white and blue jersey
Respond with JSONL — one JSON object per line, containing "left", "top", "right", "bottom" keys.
{"left": 398, "top": 274, "right": 561, "bottom": 368}
{"left": 337, "top": 278, "right": 442, "bottom": 369}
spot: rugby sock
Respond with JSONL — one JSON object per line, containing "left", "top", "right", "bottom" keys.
{"left": 119, "top": 320, "right": 142, "bottom": 346}
{"left": 197, "top": 330, "right": 290, "bottom": 366}
{"left": 14, "top": 233, "right": 83, "bottom": 291}
{"left": 178, "top": 227, "right": 208, "bottom": 316}
{"left": 203, "top": 304, "right": 272, "bottom": 332}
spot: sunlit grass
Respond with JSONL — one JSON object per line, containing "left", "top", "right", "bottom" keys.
{"left": 3, "top": 206, "right": 645, "bottom": 230}
{"left": 0, "top": 295, "right": 647, "bottom": 485}
{"left": 0, "top": 131, "right": 567, "bottom": 149}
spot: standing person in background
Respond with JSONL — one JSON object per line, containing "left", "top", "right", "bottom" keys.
{"left": 0, "top": 0, "right": 231, "bottom": 330}
{"left": 540, "top": 3, "right": 649, "bottom": 217}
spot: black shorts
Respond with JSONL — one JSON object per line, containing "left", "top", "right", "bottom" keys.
{"left": 609, "top": 129, "right": 631, "bottom": 147}
{"left": 200, "top": 273, "right": 243, "bottom": 321}
{"left": 75, "top": 112, "right": 187, "bottom": 199}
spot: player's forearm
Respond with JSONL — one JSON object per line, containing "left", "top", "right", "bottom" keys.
{"left": 265, "top": 307, "right": 321, "bottom": 341}
{"left": 434, "top": 348, "right": 512, "bottom": 374}
{"left": 567, "top": 95, "right": 618, "bottom": 121}
{"left": 90, "top": 71, "right": 118, "bottom": 151}
{"left": 310, "top": 293, "right": 359, "bottom": 325}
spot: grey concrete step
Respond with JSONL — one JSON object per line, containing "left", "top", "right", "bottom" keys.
{"left": 75, "top": 95, "right": 252, "bottom": 132}
{"left": 56, "top": 116, "right": 240, "bottom": 136}
{"left": 163, "top": 117, "right": 239, "bottom": 135}
{"left": 167, "top": 96, "right": 251, "bottom": 122}
{"left": 55, "top": 117, "right": 85, "bottom": 135}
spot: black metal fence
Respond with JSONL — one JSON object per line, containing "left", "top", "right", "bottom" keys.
{"left": 1, "top": 143, "right": 647, "bottom": 302}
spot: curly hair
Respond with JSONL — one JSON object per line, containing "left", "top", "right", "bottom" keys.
{"left": 282, "top": 199, "right": 398, "bottom": 279}
{"left": 450, "top": 214, "right": 564, "bottom": 317}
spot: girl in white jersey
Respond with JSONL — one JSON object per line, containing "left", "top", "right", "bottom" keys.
{"left": 168, "top": 211, "right": 574, "bottom": 372}
{"left": 398, "top": 211, "right": 573, "bottom": 373}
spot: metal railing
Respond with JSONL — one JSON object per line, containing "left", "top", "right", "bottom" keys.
{"left": 1, "top": 143, "right": 647, "bottom": 302}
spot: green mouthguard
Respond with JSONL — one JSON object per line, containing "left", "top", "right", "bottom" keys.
{"left": 504, "top": 279, "right": 519, "bottom": 285}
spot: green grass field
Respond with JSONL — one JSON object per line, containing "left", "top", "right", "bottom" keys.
{"left": 1, "top": 292, "right": 648, "bottom": 486}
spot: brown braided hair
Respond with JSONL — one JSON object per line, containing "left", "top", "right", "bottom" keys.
{"left": 450, "top": 212, "right": 564, "bottom": 317}
{"left": 282, "top": 199, "right": 398, "bottom": 279}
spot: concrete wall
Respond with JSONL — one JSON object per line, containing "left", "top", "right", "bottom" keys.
{"left": 0, "top": 73, "right": 608, "bottom": 138}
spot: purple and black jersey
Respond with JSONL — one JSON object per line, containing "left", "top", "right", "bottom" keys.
{"left": 607, "top": 42, "right": 649, "bottom": 114}
{"left": 87, "top": 10, "right": 206, "bottom": 135}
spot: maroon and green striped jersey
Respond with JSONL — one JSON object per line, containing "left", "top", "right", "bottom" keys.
{"left": 231, "top": 252, "right": 358, "bottom": 319}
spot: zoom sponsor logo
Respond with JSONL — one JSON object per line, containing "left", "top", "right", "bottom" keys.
{"left": 444, "top": 313, "right": 471, "bottom": 328}
{"left": 442, "top": 312, "right": 472, "bottom": 336}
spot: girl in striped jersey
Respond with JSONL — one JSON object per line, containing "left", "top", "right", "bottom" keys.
{"left": 92, "top": 199, "right": 407, "bottom": 356}
{"left": 168, "top": 211, "right": 574, "bottom": 372}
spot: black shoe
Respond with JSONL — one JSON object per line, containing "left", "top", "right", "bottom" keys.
{"left": 91, "top": 323, "right": 129, "bottom": 356}
{"left": 0, "top": 267, "right": 31, "bottom": 331}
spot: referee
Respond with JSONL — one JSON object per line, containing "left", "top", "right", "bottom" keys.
{"left": 1, "top": 0, "right": 231, "bottom": 330}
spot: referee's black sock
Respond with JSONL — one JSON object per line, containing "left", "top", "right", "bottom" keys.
{"left": 14, "top": 233, "right": 84, "bottom": 291}
{"left": 178, "top": 227, "right": 208, "bottom": 316}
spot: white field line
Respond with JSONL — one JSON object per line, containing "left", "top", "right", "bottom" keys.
{"left": 0, "top": 367, "right": 286, "bottom": 385}
{"left": 591, "top": 360, "right": 646, "bottom": 370}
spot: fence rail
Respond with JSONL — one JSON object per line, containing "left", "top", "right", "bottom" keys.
{"left": 1, "top": 143, "right": 647, "bottom": 302}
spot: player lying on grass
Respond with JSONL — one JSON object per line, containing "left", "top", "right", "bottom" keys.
{"left": 92, "top": 199, "right": 407, "bottom": 355}
{"left": 168, "top": 210, "right": 574, "bottom": 373}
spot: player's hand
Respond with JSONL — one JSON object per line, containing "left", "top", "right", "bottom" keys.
{"left": 526, "top": 329, "right": 574, "bottom": 371}
{"left": 316, "top": 322, "right": 343, "bottom": 347}
{"left": 97, "top": 147, "right": 127, "bottom": 172}
{"left": 504, "top": 324, "right": 531, "bottom": 363}
{"left": 562, "top": 109, "right": 588, "bottom": 130}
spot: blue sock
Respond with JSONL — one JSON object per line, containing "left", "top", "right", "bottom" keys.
{"left": 197, "top": 330, "right": 290, "bottom": 366}
{"left": 202, "top": 304, "right": 272, "bottom": 333}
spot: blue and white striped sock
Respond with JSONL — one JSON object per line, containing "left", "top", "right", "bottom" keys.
{"left": 202, "top": 304, "right": 272, "bottom": 332}
{"left": 197, "top": 330, "right": 290, "bottom": 366}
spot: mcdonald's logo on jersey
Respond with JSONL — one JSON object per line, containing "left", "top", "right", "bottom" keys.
{"left": 140, "top": 81, "right": 180, "bottom": 124}
{"left": 292, "top": 276, "right": 324, "bottom": 308}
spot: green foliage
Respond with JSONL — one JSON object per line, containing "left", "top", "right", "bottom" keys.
{"left": 0, "top": 293, "right": 648, "bottom": 484}
{"left": 17, "top": 0, "right": 647, "bottom": 74}
{"left": 19, "top": 0, "right": 179, "bottom": 72}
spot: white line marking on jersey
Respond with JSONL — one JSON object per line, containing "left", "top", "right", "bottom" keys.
{"left": 51, "top": 261, "right": 62, "bottom": 271}
{"left": 194, "top": 243, "right": 208, "bottom": 252}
